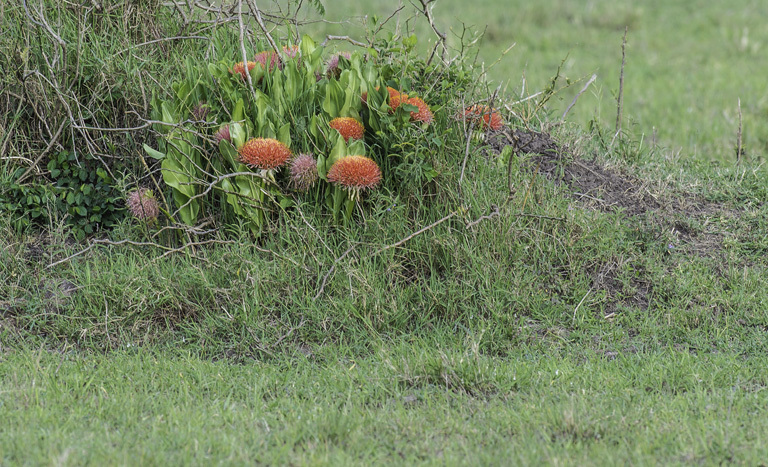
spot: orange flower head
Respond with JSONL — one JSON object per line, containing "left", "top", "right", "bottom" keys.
{"left": 329, "top": 117, "right": 365, "bottom": 142}
{"left": 463, "top": 105, "right": 503, "bottom": 131}
{"left": 387, "top": 87, "right": 408, "bottom": 112}
{"left": 232, "top": 61, "right": 257, "bottom": 79}
{"left": 405, "top": 97, "right": 433, "bottom": 124}
{"left": 254, "top": 51, "right": 281, "bottom": 72}
{"left": 327, "top": 155, "right": 382, "bottom": 198}
{"left": 238, "top": 138, "right": 291, "bottom": 170}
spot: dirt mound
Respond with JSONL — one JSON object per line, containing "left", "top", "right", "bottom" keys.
{"left": 486, "top": 127, "right": 739, "bottom": 314}
{"left": 488, "top": 129, "right": 661, "bottom": 216}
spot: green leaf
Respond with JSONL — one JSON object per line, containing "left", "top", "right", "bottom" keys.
{"left": 402, "top": 34, "right": 418, "bottom": 51}
{"left": 218, "top": 139, "right": 240, "bottom": 169}
{"left": 229, "top": 122, "right": 246, "bottom": 149}
{"left": 277, "top": 123, "right": 291, "bottom": 148}
{"left": 143, "top": 144, "right": 166, "bottom": 160}
{"left": 232, "top": 98, "right": 245, "bottom": 122}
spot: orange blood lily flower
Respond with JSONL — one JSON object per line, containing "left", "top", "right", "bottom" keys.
{"left": 232, "top": 61, "right": 257, "bottom": 79}
{"left": 254, "top": 50, "right": 281, "bottom": 72}
{"left": 405, "top": 97, "right": 433, "bottom": 124}
{"left": 387, "top": 87, "right": 408, "bottom": 112}
{"left": 238, "top": 137, "right": 291, "bottom": 171}
{"left": 463, "top": 105, "right": 503, "bottom": 131}
{"left": 327, "top": 155, "right": 382, "bottom": 200}
{"left": 329, "top": 117, "right": 365, "bottom": 142}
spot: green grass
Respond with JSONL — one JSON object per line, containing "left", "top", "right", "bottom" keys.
{"left": 3, "top": 346, "right": 768, "bottom": 464}
{"left": 301, "top": 0, "right": 768, "bottom": 162}
{"left": 3, "top": 0, "right": 768, "bottom": 464}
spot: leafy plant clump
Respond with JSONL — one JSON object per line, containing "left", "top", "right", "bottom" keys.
{"left": 145, "top": 35, "right": 464, "bottom": 234}
{"left": 1, "top": 151, "right": 124, "bottom": 239}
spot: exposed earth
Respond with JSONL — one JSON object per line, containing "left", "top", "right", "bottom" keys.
{"left": 486, "top": 127, "right": 743, "bottom": 315}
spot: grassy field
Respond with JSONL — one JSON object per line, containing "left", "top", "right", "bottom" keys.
{"left": 2, "top": 0, "right": 768, "bottom": 465}
{"left": 303, "top": 0, "right": 768, "bottom": 162}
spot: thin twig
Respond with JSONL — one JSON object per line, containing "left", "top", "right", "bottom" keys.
{"left": 114, "top": 36, "right": 209, "bottom": 56}
{"left": 573, "top": 287, "right": 593, "bottom": 323}
{"left": 371, "top": 211, "right": 457, "bottom": 257}
{"left": 736, "top": 97, "right": 743, "bottom": 165}
{"left": 613, "top": 27, "right": 628, "bottom": 140}
{"left": 237, "top": 0, "right": 259, "bottom": 104}
{"left": 320, "top": 35, "right": 368, "bottom": 48}
{"left": 562, "top": 74, "right": 597, "bottom": 121}
{"left": 459, "top": 120, "right": 476, "bottom": 186}
{"left": 16, "top": 120, "right": 66, "bottom": 183}
{"left": 313, "top": 244, "right": 357, "bottom": 300}
{"left": 466, "top": 205, "right": 500, "bottom": 229}
{"left": 505, "top": 91, "right": 543, "bottom": 109}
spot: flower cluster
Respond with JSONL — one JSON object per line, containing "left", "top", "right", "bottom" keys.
{"left": 329, "top": 117, "right": 365, "bottom": 142}
{"left": 239, "top": 138, "right": 291, "bottom": 171}
{"left": 462, "top": 105, "right": 503, "bottom": 131}
{"left": 289, "top": 153, "right": 319, "bottom": 191}
{"left": 126, "top": 188, "right": 160, "bottom": 221}
{"left": 327, "top": 155, "right": 382, "bottom": 201}
{"left": 231, "top": 61, "right": 257, "bottom": 79}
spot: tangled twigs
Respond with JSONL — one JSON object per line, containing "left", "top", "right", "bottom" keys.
{"left": 313, "top": 243, "right": 358, "bottom": 300}
{"left": 313, "top": 211, "right": 459, "bottom": 300}
{"left": 45, "top": 238, "right": 236, "bottom": 269}
{"left": 16, "top": 120, "right": 66, "bottom": 183}
{"left": 415, "top": 0, "right": 447, "bottom": 66}
{"left": 245, "top": 0, "right": 281, "bottom": 56}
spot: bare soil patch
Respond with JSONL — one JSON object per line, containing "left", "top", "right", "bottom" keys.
{"left": 487, "top": 127, "right": 743, "bottom": 313}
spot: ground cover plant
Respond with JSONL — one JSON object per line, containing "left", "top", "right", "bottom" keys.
{"left": 2, "top": 0, "right": 768, "bottom": 465}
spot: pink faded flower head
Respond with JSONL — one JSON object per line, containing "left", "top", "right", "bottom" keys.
{"left": 254, "top": 50, "right": 281, "bottom": 72}
{"left": 289, "top": 153, "right": 319, "bottom": 191}
{"left": 327, "top": 52, "right": 352, "bottom": 76}
{"left": 214, "top": 124, "right": 231, "bottom": 145}
{"left": 283, "top": 44, "right": 299, "bottom": 59}
{"left": 191, "top": 102, "right": 209, "bottom": 121}
{"left": 126, "top": 188, "right": 160, "bottom": 221}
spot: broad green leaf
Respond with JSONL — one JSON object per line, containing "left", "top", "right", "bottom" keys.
{"left": 143, "top": 144, "right": 166, "bottom": 160}
{"left": 232, "top": 98, "right": 245, "bottom": 122}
